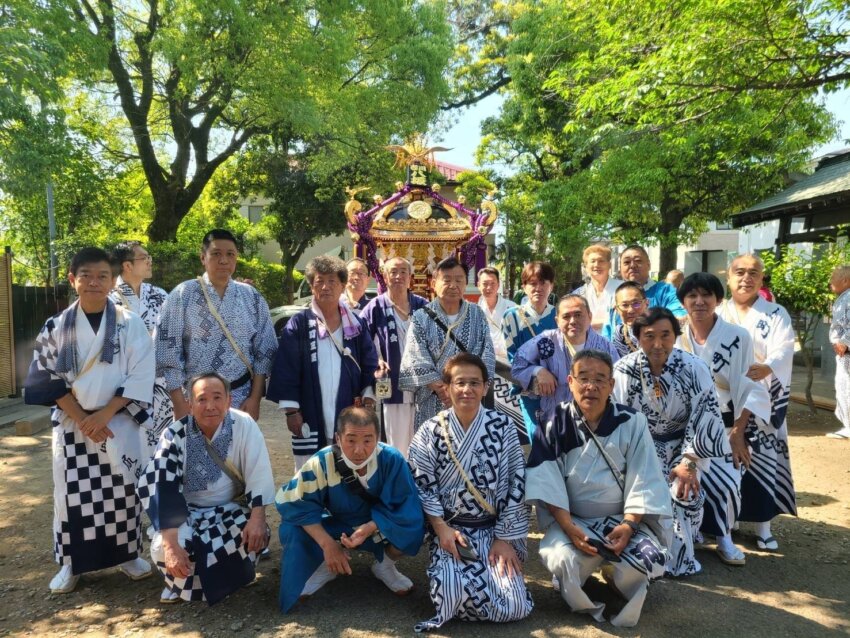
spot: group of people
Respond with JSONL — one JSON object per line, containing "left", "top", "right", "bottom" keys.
{"left": 22, "top": 229, "right": 846, "bottom": 631}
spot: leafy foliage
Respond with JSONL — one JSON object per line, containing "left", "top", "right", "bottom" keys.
{"left": 763, "top": 236, "right": 850, "bottom": 412}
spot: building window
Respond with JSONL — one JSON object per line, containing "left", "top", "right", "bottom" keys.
{"left": 715, "top": 221, "right": 733, "bottom": 230}
{"left": 247, "top": 205, "right": 266, "bottom": 223}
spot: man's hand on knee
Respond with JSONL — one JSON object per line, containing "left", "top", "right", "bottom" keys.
{"left": 163, "top": 529, "right": 192, "bottom": 579}
{"left": 243, "top": 507, "right": 269, "bottom": 553}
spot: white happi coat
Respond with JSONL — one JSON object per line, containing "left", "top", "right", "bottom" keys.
{"left": 612, "top": 349, "right": 729, "bottom": 576}
{"left": 719, "top": 297, "right": 797, "bottom": 520}
{"left": 677, "top": 318, "right": 771, "bottom": 537}
{"left": 830, "top": 289, "right": 850, "bottom": 429}
{"left": 138, "top": 409, "right": 275, "bottom": 603}
{"left": 526, "top": 401, "right": 672, "bottom": 628}
{"left": 572, "top": 277, "right": 622, "bottom": 329}
{"left": 111, "top": 276, "right": 174, "bottom": 456}
{"left": 478, "top": 295, "right": 516, "bottom": 358}
{"left": 24, "top": 300, "right": 154, "bottom": 574}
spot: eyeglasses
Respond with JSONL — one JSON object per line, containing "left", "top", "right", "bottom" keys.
{"left": 617, "top": 301, "right": 645, "bottom": 311}
{"left": 450, "top": 380, "right": 485, "bottom": 389}
{"left": 132, "top": 255, "right": 152, "bottom": 262}
{"left": 572, "top": 377, "right": 610, "bottom": 389}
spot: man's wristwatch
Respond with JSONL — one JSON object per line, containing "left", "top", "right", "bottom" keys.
{"left": 621, "top": 520, "right": 640, "bottom": 536}
{"left": 681, "top": 458, "right": 697, "bottom": 473}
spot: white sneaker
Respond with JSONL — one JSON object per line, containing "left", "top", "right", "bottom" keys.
{"left": 159, "top": 587, "right": 180, "bottom": 604}
{"left": 119, "top": 557, "right": 153, "bottom": 581}
{"left": 551, "top": 574, "right": 560, "bottom": 592}
{"left": 49, "top": 565, "right": 79, "bottom": 594}
{"left": 301, "top": 562, "right": 337, "bottom": 597}
{"left": 371, "top": 558, "right": 413, "bottom": 595}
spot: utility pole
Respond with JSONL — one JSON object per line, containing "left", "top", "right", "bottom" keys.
{"left": 46, "top": 180, "right": 57, "bottom": 286}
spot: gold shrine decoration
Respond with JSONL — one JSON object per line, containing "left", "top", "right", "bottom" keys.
{"left": 344, "top": 186, "right": 369, "bottom": 224}
{"left": 386, "top": 134, "right": 452, "bottom": 170}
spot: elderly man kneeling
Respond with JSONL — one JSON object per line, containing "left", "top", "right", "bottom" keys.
{"left": 276, "top": 406, "right": 424, "bottom": 612}
{"left": 137, "top": 372, "right": 275, "bottom": 604}
{"left": 526, "top": 350, "right": 672, "bottom": 627}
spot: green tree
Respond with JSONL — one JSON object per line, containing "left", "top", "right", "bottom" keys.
{"left": 10, "top": 0, "right": 452, "bottom": 243}
{"left": 471, "top": 1, "right": 836, "bottom": 273}
{"left": 763, "top": 237, "right": 850, "bottom": 414}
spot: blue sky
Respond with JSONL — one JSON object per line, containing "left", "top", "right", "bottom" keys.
{"left": 436, "top": 88, "right": 850, "bottom": 171}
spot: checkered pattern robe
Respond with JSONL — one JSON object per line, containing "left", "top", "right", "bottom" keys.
{"left": 24, "top": 300, "right": 155, "bottom": 574}
{"left": 137, "top": 410, "right": 275, "bottom": 604}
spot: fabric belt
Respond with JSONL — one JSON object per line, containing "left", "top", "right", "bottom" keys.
{"left": 230, "top": 370, "right": 252, "bottom": 390}
{"left": 570, "top": 501, "right": 625, "bottom": 519}
{"left": 653, "top": 429, "right": 683, "bottom": 443}
{"left": 445, "top": 513, "right": 497, "bottom": 529}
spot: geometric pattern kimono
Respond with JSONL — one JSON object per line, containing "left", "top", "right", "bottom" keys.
{"left": 511, "top": 328, "right": 620, "bottom": 424}
{"left": 526, "top": 401, "right": 672, "bottom": 628}
{"left": 501, "top": 303, "right": 557, "bottom": 441}
{"left": 408, "top": 407, "right": 533, "bottom": 632}
{"left": 719, "top": 298, "right": 797, "bottom": 521}
{"left": 677, "top": 317, "right": 772, "bottom": 538}
{"left": 612, "top": 349, "right": 729, "bottom": 576}
{"left": 111, "top": 276, "right": 174, "bottom": 456}
{"left": 156, "top": 274, "right": 278, "bottom": 409}
{"left": 399, "top": 300, "right": 495, "bottom": 431}
{"left": 603, "top": 322, "right": 641, "bottom": 359}
{"left": 830, "top": 289, "right": 850, "bottom": 431}
{"left": 24, "top": 300, "right": 155, "bottom": 575}
{"left": 136, "top": 410, "right": 276, "bottom": 604}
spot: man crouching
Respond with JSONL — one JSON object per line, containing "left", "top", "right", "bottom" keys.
{"left": 136, "top": 372, "right": 275, "bottom": 604}
{"left": 276, "top": 406, "right": 424, "bottom": 612}
{"left": 525, "top": 350, "right": 672, "bottom": 627}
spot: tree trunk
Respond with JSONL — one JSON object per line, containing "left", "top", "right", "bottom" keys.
{"left": 657, "top": 241, "right": 679, "bottom": 276}
{"left": 280, "top": 255, "right": 297, "bottom": 304}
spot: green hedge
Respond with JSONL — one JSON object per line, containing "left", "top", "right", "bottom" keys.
{"left": 149, "top": 242, "right": 301, "bottom": 307}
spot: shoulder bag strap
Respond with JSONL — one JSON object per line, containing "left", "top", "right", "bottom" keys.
{"left": 423, "top": 307, "right": 469, "bottom": 353}
{"left": 202, "top": 432, "right": 248, "bottom": 497}
{"left": 438, "top": 412, "right": 496, "bottom": 516}
{"left": 196, "top": 276, "right": 255, "bottom": 377}
{"left": 332, "top": 445, "right": 380, "bottom": 506}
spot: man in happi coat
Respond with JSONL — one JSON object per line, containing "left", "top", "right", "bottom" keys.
{"left": 676, "top": 273, "right": 772, "bottom": 566}
{"left": 513, "top": 294, "right": 620, "bottom": 424}
{"left": 828, "top": 266, "right": 850, "bottom": 440}
{"left": 408, "top": 353, "right": 533, "bottom": 632}
{"left": 267, "top": 256, "right": 378, "bottom": 470}
{"left": 501, "top": 261, "right": 558, "bottom": 441}
{"left": 477, "top": 266, "right": 516, "bottom": 358}
{"left": 156, "top": 229, "right": 277, "bottom": 423}
{"left": 611, "top": 246, "right": 686, "bottom": 329}
{"left": 24, "top": 247, "right": 155, "bottom": 593}
{"left": 602, "top": 282, "right": 648, "bottom": 358}
{"left": 612, "top": 308, "right": 729, "bottom": 576}
{"left": 341, "top": 257, "right": 372, "bottom": 316}
{"left": 277, "top": 407, "right": 424, "bottom": 612}
{"left": 110, "top": 241, "right": 173, "bottom": 461}
{"left": 526, "top": 350, "right": 671, "bottom": 627}
{"left": 399, "top": 256, "right": 495, "bottom": 430}
{"left": 361, "top": 257, "right": 428, "bottom": 456}
{"left": 718, "top": 254, "right": 796, "bottom": 550}
{"left": 137, "top": 372, "right": 275, "bottom": 604}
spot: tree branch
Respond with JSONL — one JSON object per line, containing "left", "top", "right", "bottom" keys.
{"left": 441, "top": 72, "right": 511, "bottom": 110}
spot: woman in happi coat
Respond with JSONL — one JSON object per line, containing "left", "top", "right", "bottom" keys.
{"left": 267, "top": 255, "right": 378, "bottom": 471}
{"left": 571, "top": 244, "right": 622, "bottom": 333}
{"left": 602, "top": 282, "right": 648, "bottom": 357}
{"left": 408, "top": 353, "right": 533, "bottom": 632}
{"left": 719, "top": 254, "right": 796, "bottom": 550}
{"left": 676, "top": 273, "right": 772, "bottom": 566}
{"left": 110, "top": 241, "right": 174, "bottom": 461}
{"left": 360, "top": 256, "right": 428, "bottom": 457}
{"left": 501, "top": 261, "right": 558, "bottom": 442}
{"left": 612, "top": 308, "right": 729, "bottom": 576}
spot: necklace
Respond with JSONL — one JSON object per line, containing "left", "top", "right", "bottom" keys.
{"left": 387, "top": 295, "right": 410, "bottom": 320}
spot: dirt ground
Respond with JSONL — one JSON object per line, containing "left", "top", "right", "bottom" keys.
{"left": 0, "top": 400, "right": 848, "bottom": 638}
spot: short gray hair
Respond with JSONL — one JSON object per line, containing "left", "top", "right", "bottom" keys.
{"left": 188, "top": 371, "right": 231, "bottom": 395}
{"left": 306, "top": 255, "right": 347, "bottom": 286}
{"left": 382, "top": 256, "right": 412, "bottom": 274}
